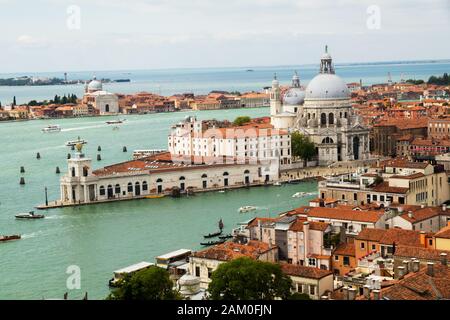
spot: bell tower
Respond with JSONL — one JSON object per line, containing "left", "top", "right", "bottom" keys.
{"left": 320, "top": 45, "right": 335, "bottom": 74}
{"left": 270, "top": 73, "right": 282, "bottom": 116}
{"left": 67, "top": 143, "right": 92, "bottom": 179}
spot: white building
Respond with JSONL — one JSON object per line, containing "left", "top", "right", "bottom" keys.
{"left": 168, "top": 116, "right": 291, "bottom": 169}
{"left": 270, "top": 46, "right": 370, "bottom": 166}
{"left": 59, "top": 146, "right": 279, "bottom": 205}
{"left": 82, "top": 76, "right": 119, "bottom": 115}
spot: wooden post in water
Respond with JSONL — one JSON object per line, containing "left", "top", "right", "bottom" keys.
{"left": 97, "top": 154, "right": 102, "bottom": 161}
{"left": 45, "top": 186, "right": 48, "bottom": 206}
{"left": 36, "top": 152, "right": 41, "bottom": 159}
{"left": 56, "top": 166, "right": 60, "bottom": 174}
{"left": 67, "top": 153, "right": 71, "bottom": 159}
{"left": 98, "top": 146, "right": 101, "bottom": 152}
{"left": 20, "top": 166, "right": 25, "bottom": 173}
{"left": 20, "top": 177, "right": 25, "bottom": 185}
{"left": 123, "top": 146, "right": 127, "bottom": 152}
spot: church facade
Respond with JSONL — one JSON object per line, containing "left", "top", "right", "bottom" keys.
{"left": 270, "top": 47, "right": 370, "bottom": 166}
{"left": 82, "top": 76, "right": 119, "bottom": 115}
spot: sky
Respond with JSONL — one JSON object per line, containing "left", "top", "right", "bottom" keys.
{"left": 0, "top": 0, "right": 449, "bottom": 73}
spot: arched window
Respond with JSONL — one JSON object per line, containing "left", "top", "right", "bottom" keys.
{"left": 223, "top": 172, "right": 229, "bottom": 187}
{"left": 127, "top": 182, "right": 133, "bottom": 192}
{"left": 320, "top": 113, "right": 327, "bottom": 125}
{"left": 244, "top": 170, "right": 250, "bottom": 185}
{"left": 322, "top": 137, "right": 334, "bottom": 144}
{"left": 201, "top": 174, "right": 208, "bottom": 178}
{"left": 71, "top": 167, "right": 76, "bottom": 177}
{"left": 179, "top": 176, "right": 185, "bottom": 181}
{"left": 329, "top": 113, "right": 334, "bottom": 125}
{"left": 344, "top": 112, "right": 348, "bottom": 118}
{"left": 156, "top": 178, "right": 163, "bottom": 183}
{"left": 223, "top": 172, "right": 229, "bottom": 176}
{"left": 307, "top": 113, "right": 311, "bottom": 120}
{"left": 142, "top": 181, "right": 148, "bottom": 191}
{"left": 244, "top": 170, "right": 250, "bottom": 174}
{"left": 99, "top": 185, "right": 105, "bottom": 196}
{"left": 340, "top": 112, "right": 342, "bottom": 118}
{"left": 83, "top": 166, "right": 88, "bottom": 177}
{"left": 115, "top": 184, "right": 121, "bottom": 194}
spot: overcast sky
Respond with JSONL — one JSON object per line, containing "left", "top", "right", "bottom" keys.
{"left": 1, "top": 0, "right": 449, "bottom": 72}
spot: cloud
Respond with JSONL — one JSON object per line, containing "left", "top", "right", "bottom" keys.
{"left": 16, "top": 35, "right": 49, "bottom": 48}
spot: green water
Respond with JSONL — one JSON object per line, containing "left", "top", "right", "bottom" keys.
{"left": 0, "top": 108, "right": 317, "bottom": 300}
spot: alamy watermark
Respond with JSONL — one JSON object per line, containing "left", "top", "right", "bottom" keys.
{"left": 66, "top": 265, "right": 81, "bottom": 290}
{"left": 67, "top": 5, "right": 81, "bottom": 30}
{"left": 366, "top": 5, "right": 381, "bottom": 30}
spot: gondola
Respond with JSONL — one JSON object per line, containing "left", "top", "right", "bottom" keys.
{"left": 203, "top": 231, "right": 222, "bottom": 239}
{"left": 200, "top": 239, "right": 226, "bottom": 246}
{"left": 218, "top": 234, "right": 233, "bottom": 240}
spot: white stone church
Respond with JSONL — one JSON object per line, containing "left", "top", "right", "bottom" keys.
{"left": 270, "top": 47, "right": 370, "bottom": 166}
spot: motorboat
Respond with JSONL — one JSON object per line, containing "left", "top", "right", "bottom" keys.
{"left": 65, "top": 137, "right": 87, "bottom": 147}
{"left": 41, "top": 125, "right": 61, "bottom": 133}
{"left": 145, "top": 194, "right": 165, "bottom": 199}
{"left": 292, "top": 192, "right": 318, "bottom": 198}
{"left": 273, "top": 182, "right": 282, "bottom": 186}
{"left": 15, "top": 211, "right": 45, "bottom": 220}
{"left": 238, "top": 206, "right": 257, "bottom": 213}
{"left": 0, "top": 235, "right": 21, "bottom": 243}
{"left": 106, "top": 119, "right": 125, "bottom": 125}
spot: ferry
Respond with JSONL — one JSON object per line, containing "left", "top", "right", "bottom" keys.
{"left": 65, "top": 137, "right": 87, "bottom": 147}
{"left": 41, "top": 125, "right": 61, "bottom": 133}
{"left": 238, "top": 206, "right": 257, "bottom": 213}
{"left": 0, "top": 234, "right": 21, "bottom": 243}
{"left": 109, "top": 261, "right": 154, "bottom": 287}
{"left": 15, "top": 211, "right": 45, "bottom": 220}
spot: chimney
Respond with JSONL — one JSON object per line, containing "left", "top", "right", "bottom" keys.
{"left": 342, "top": 286, "right": 349, "bottom": 300}
{"left": 427, "top": 262, "right": 435, "bottom": 277}
{"left": 402, "top": 260, "right": 410, "bottom": 274}
{"left": 440, "top": 253, "right": 448, "bottom": 266}
{"left": 443, "top": 204, "right": 447, "bottom": 212}
{"left": 363, "top": 285, "right": 371, "bottom": 300}
{"left": 412, "top": 259, "right": 420, "bottom": 272}
{"left": 397, "top": 266, "right": 406, "bottom": 279}
{"left": 372, "top": 290, "right": 381, "bottom": 300}
{"left": 407, "top": 211, "right": 413, "bottom": 219}
{"left": 348, "top": 288, "right": 357, "bottom": 301}
{"left": 421, "top": 204, "right": 425, "bottom": 209}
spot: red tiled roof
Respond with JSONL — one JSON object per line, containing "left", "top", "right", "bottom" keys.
{"left": 435, "top": 225, "right": 450, "bottom": 239}
{"left": 357, "top": 228, "right": 422, "bottom": 246}
{"left": 280, "top": 263, "right": 333, "bottom": 279}
{"left": 192, "top": 240, "right": 275, "bottom": 262}
{"left": 394, "top": 245, "right": 450, "bottom": 261}
{"left": 370, "top": 181, "right": 409, "bottom": 194}
{"left": 333, "top": 243, "right": 356, "bottom": 257}
{"left": 307, "top": 207, "right": 384, "bottom": 223}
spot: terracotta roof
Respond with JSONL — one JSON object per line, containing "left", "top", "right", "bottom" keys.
{"left": 398, "top": 206, "right": 444, "bottom": 223}
{"left": 370, "top": 181, "right": 409, "bottom": 194}
{"left": 288, "top": 219, "right": 330, "bottom": 232}
{"left": 435, "top": 225, "right": 450, "bottom": 239}
{"left": 192, "top": 240, "right": 274, "bottom": 262}
{"left": 333, "top": 243, "right": 356, "bottom": 257}
{"left": 246, "top": 217, "right": 278, "bottom": 229}
{"left": 357, "top": 228, "right": 422, "bottom": 246}
{"left": 307, "top": 207, "right": 384, "bottom": 223}
{"left": 381, "top": 264, "right": 450, "bottom": 300}
{"left": 390, "top": 173, "right": 425, "bottom": 180}
{"left": 280, "top": 263, "right": 333, "bottom": 279}
{"left": 394, "top": 245, "right": 450, "bottom": 262}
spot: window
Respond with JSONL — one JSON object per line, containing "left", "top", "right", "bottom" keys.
{"left": 99, "top": 186, "right": 105, "bottom": 196}
{"left": 309, "top": 285, "right": 316, "bottom": 296}
{"left": 127, "top": 182, "right": 133, "bottom": 192}
{"left": 372, "top": 244, "right": 376, "bottom": 250}
{"left": 334, "top": 255, "right": 339, "bottom": 261}
{"left": 429, "top": 239, "right": 433, "bottom": 246}
{"left": 354, "top": 193, "right": 357, "bottom": 201}
{"left": 207, "top": 268, "right": 213, "bottom": 279}
{"left": 115, "top": 184, "right": 121, "bottom": 194}
{"left": 195, "top": 266, "right": 200, "bottom": 277}
{"left": 142, "top": 181, "right": 148, "bottom": 191}
{"left": 343, "top": 256, "right": 350, "bottom": 266}
{"left": 308, "top": 258, "right": 316, "bottom": 266}
{"left": 360, "top": 242, "right": 365, "bottom": 249}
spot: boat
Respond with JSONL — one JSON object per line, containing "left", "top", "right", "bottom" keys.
{"left": 145, "top": 194, "right": 165, "bottom": 199}
{"left": 106, "top": 119, "right": 125, "bottom": 125}
{"left": 273, "top": 182, "right": 282, "bottom": 186}
{"left": 238, "top": 206, "right": 257, "bottom": 213}
{"left": 0, "top": 235, "right": 21, "bottom": 243}
{"left": 65, "top": 137, "right": 87, "bottom": 147}
{"left": 41, "top": 125, "right": 61, "bottom": 133}
{"left": 203, "top": 231, "right": 222, "bottom": 239}
{"left": 218, "top": 234, "right": 233, "bottom": 240}
{"left": 292, "top": 191, "right": 318, "bottom": 198}
{"left": 200, "top": 239, "right": 226, "bottom": 246}
{"left": 15, "top": 211, "right": 45, "bottom": 219}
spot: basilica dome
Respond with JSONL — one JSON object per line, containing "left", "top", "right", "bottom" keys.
{"left": 283, "top": 87, "right": 305, "bottom": 105}
{"left": 87, "top": 77, "right": 103, "bottom": 92}
{"left": 305, "top": 73, "right": 350, "bottom": 101}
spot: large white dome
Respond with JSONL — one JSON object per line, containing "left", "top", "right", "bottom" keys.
{"left": 283, "top": 87, "right": 305, "bottom": 105}
{"left": 88, "top": 77, "right": 102, "bottom": 92}
{"left": 305, "top": 73, "right": 350, "bottom": 101}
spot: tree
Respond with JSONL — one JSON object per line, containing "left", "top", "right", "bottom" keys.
{"left": 233, "top": 116, "right": 251, "bottom": 126}
{"left": 287, "top": 292, "right": 312, "bottom": 300}
{"left": 208, "top": 257, "right": 292, "bottom": 300}
{"left": 291, "top": 131, "right": 316, "bottom": 166}
{"left": 107, "top": 266, "right": 182, "bottom": 300}
{"left": 12, "top": 96, "right": 16, "bottom": 106}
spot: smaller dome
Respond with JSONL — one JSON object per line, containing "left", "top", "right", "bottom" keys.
{"left": 88, "top": 77, "right": 102, "bottom": 92}
{"left": 283, "top": 87, "right": 305, "bottom": 105}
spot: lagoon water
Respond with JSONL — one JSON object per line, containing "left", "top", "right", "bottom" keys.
{"left": 0, "top": 108, "right": 318, "bottom": 299}
{"left": 1, "top": 60, "right": 449, "bottom": 105}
